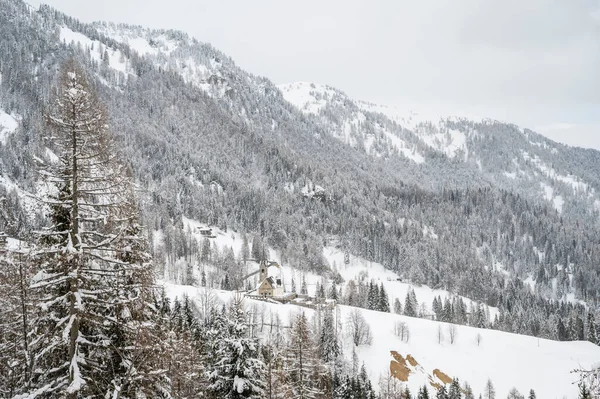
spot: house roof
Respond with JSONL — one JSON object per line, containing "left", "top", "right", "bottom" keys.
{"left": 256, "top": 276, "right": 282, "bottom": 291}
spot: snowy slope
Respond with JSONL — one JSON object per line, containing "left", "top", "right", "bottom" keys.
{"left": 162, "top": 280, "right": 599, "bottom": 399}
{"left": 278, "top": 82, "right": 427, "bottom": 163}
{"left": 159, "top": 217, "right": 597, "bottom": 397}
{"left": 277, "top": 81, "right": 598, "bottom": 217}
{"left": 60, "top": 26, "right": 131, "bottom": 76}
{"left": 176, "top": 216, "right": 497, "bottom": 321}
{"left": 0, "top": 108, "right": 19, "bottom": 145}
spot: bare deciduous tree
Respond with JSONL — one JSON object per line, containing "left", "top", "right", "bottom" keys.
{"left": 448, "top": 324, "right": 457, "bottom": 344}
{"left": 347, "top": 308, "right": 373, "bottom": 346}
{"left": 394, "top": 321, "right": 410, "bottom": 343}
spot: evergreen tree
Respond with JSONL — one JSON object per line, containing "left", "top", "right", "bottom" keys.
{"left": 448, "top": 378, "right": 462, "bottom": 399}
{"left": 587, "top": 313, "right": 598, "bottom": 345}
{"left": 201, "top": 237, "right": 212, "bottom": 263}
{"left": 25, "top": 59, "right": 167, "bottom": 398}
{"left": 394, "top": 297, "right": 403, "bottom": 314}
{"left": 418, "top": 385, "right": 431, "bottom": 399}
{"left": 579, "top": 382, "right": 592, "bottom": 399}
{"left": 329, "top": 280, "right": 339, "bottom": 301}
{"left": 241, "top": 233, "right": 250, "bottom": 261}
{"left": 207, "top": 295, "right": 266, "bottom": 398}
{"left": 251, "top": 234, "right": 262, "bottom": 261}
{"left": 437, "top": 385, "right": 449, "bottom": 399}
{"left": 379, "top": 283, "right": 390, "bottom": 312}
{"left": 319, "top": 310, "right": 340, "bottom": 362}
{"left": 404, "top": 289, "right": 417, "bottom": 317}
{"left": 557, "top": 319, "right": 568, "bottom": 341}
{"left": 301, "top": 275, "right": 308, "bottom": 295}
{"left": 527, "top": 389, "right": 536, "bottom": 399}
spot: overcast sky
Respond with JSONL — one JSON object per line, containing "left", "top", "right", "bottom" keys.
{"left": 29, "top": 0, "right": 600, "bottom": 149}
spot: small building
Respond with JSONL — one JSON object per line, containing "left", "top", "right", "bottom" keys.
{"left": 256, "top": 261, "right": 284, "bottom": 297}
{"left": 197, "top": 227, "right": 215, "bottom": 238}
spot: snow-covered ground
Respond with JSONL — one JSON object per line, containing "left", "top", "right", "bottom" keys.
{"left": 159, "top": 216, "right": 598, "bottom": 397}
{"left": 59, "top": 26, "right": 131, "bottom": 76}
{"left": 175, "top": 217, "right": 498, "bottom": 319}
{"left": 0, "top": 108, "right": 19, "bottom": 145}
{"left": 278, "top": 82, "right": 340, "bottom": 115}
{"left": 162, "top": 280, "right": 599, "bottom": 399}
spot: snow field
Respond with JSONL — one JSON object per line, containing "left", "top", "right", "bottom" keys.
{"left": 162, "top": 280, "right": 600, "bottom": 399}
{"left": 161, "top": 217, "right": 599, "bottom": 398}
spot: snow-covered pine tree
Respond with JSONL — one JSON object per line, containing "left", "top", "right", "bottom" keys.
{"left": 394, "top": 297, "right": 403, "bottom": 314}
{"left": 319, "top": 308, "right": 340, "bottom": 363}
{"left": 24, "top": 60, "right": 167, "bottom": 398}
{"left": 587, "top": 312, "right": 598, "bottom": 345}
{"left": 207, "top": 294, "right": 266, "bottom": 398}
{"left": 437, "top": 385, "right": 449, "bottom": 399}
{"left": 404, "top": 289, "right": 417, "bottom": 317}
{"left": 0, "top": 246, "right": 34, "bottom": 396}
{"left": 164, "top": 293, "right": 206, "bottom": 397}
{"left": 378, "top": 283, "right": 390, "bottom": 312}
{"left": 448, "top": 378, "right": 461, "bottom": 399}
{"left": 418, "top": 385, "right": 431, "bottom": 399}
{"left": 301, "top": 275, "right": 308, "bottom": 295}
{"left": 329, "top": 280, "right": 339, "bottom": 301}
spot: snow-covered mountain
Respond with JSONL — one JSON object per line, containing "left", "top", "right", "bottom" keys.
{"left": 1, "top": 2, "right": 600, "bottom": 395}
{"left": 277, "top": 81, "right": 598, "bottom": 218}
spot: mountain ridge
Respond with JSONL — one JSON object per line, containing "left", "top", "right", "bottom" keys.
{"left": 1, "top": 0, "right": 599, "bottom": 339}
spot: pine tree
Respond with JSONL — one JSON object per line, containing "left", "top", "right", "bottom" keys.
{"left": 367, "top": 281, "right": 378, "bottom": 310}
{"left": 587, "top": 313, "right": 598, "bottom": 345}
{"left": 207, "top": 295, "right": 266, "bottom": 398}
{"left": 201, "top": 237, "right": 212, "bottom": 263}
{"left": 319, "top": 309, "right": 340, "bottom": 362}
{"left": 404, "top": 289, "right": 417, "bottom": 317}
{"left": 251, "top": 234, "right": 262, "bottom": 261}
{"left": 25, "top": 59, "right": 167, "bottom": 398}
{"left": 241, "top": 233, "right": 250, "bottom": 261}
{"left": 448, "top": 378, "right": 462, "bottom": 399}
{"left": 394, "top": 297, "right": 403, "bottom": 314}
{"left": 301, "top": 275, "right": 308, "bottom": 295}
{"left": 557, "top": 318, "right": 567, "bottom": 341}
{"left": 378, "top": 283, "right": 390, "bottom": 312}
{"left": 528, "top": 389, "right": 536, "bottom": 399}
{"left": 418, "top": 385, "right": 431, "bottom": 399}
{"left": 329, "top": 280, "right": 339, "bottom": 301}
{"left": 437, "top": 385, "right": 449, "bottom": 399}
{"left": 579, "top": 382, "right": 592, "bottom": 399}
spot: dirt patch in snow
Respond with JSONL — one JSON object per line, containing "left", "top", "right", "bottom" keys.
{"left": 389, "top": 351, "right": 411, "bottom": 382}
{"left": 433, "top": 368, "right": 453, "bottom": 385}
{"left": 406, "top": 354, "right": 418, "bottom": 367}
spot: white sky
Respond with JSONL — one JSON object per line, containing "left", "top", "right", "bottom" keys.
{"left": 28, "top": 0, "right": 600, "bottom": 149}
